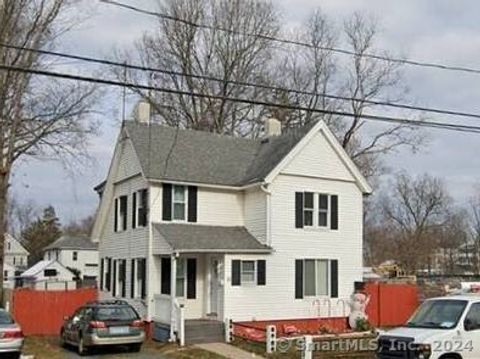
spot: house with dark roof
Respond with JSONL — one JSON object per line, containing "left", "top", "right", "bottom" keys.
{"left": 43, "top": 235, "right": 99, "bottom": 281}
{"left": 91, "top": 104, "right": 371, "bottom": 344}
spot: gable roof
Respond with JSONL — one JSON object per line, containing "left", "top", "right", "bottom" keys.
{"left": 44, "top": 235, "right": 98, "bottom": 251}
{"left": 124, "top": 121, "right": 314, "bottom": 187}
{"left": 20, "top": 259, "right": 73, "bottom": 278}
{"left": 154, "top": 223, "right": 272, "bottom": 253}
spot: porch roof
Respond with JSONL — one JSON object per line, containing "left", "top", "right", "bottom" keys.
{"left": 153, "top": 223, "right": 272, "bottom": 253}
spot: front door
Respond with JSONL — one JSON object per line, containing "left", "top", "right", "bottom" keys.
{"left": 209, "top": 256, "right": 223, "bottom": 319}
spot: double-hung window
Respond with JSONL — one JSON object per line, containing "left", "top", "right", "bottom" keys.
{"left": 115, "top": 195, "right": 128, "bottom": 232}
{"left": 173, "top": 185, "right": 187, "bottom": 221}
{"left": 318, "top": 194, "right": 329, "bottom": 227}
{"left": 241, "top": 261, "right": 256, "bottom": 284}
{"left": 303, "top": 192, "right": 314, "bottom": 227}
{"left": 303, "top": 259, "right": 329, "bottom": 297}
{"left": 176, "top": 259, "right": 186, "bottom": 297}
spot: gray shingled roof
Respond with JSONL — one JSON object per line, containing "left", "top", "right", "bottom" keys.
{"left": 44, "top": 235, "right": 98, "bottom": 251}
{"left": 124, "top": 121, "right": 315, "bottom": 186}
{"left": 154, "top": 223, "right": 272, "bottom": 252}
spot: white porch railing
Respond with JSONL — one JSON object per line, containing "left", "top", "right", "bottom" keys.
{"left": 153, "top": 294, "right": 185, "bottom": 346}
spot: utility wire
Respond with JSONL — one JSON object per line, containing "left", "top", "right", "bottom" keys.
{"left": 3, "top": 42, "right": 480, "bottom": 121}
{"left": 2, "top": 63, "right": 480, "bottom": 134}
{"left": 99, "top": 0, "right": 480, "bottom": 76}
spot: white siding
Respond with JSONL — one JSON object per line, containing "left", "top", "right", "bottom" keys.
{"left": 283, "top": 130, "right": 355, "bottom": 182}
{"left": 45, "top": 249, "right": 98, "bottom": 279}
{"left": 150, "top": 184, "right": 244, "bottom": 227}
{"left": 243, "top": 188, "right": 266, "bottom": 243}
{"left": 223, "top": 175, "right": 363, "bottom": 321}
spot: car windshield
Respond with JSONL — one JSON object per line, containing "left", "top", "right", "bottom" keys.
{"left": 0, "top": 311, "right": 13, "bottom": 325}
{"left": 94, "top": 306, "right": 139, "bottom": 321}
{"left": 406, "top": 299, "right": 467, "bottom": 329}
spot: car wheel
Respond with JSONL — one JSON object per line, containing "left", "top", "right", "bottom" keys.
{"left": 78, "top": 336, "right": 88, "bottom": 356}
{"left": 129, "top": 344, "right": 142, "bottom": 352}
{"left": 10, "top": 352, "right": 21, "bottom": 359}
{"left": 59, "top": 329, "right": 67, "bottom": 347}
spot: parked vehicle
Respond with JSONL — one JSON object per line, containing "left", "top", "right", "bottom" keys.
{"left": 0, "top": 309, "right": 24, "bottom": 359}
{"left": 377, "top": 294, "right": 480, "bottom": 359}
{"left": 60, "top": 300, "right": 145, "bottom": 355}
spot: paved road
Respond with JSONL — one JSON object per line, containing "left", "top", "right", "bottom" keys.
{"left": 60, "top": 345, "right": 167, "bottom": 358}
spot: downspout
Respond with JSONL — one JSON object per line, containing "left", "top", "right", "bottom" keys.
{"left": 260, "top": 183, "right": 272, "bottom": 247}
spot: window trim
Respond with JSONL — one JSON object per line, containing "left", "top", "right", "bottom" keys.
{"left": 240, "top": 260, "right": 257, "bottom": 285}
{"left": 301, "top": 192, "right": 332, "bottom": 229}
{"left": 134, "top": 189, "right": 148, "bottom": 228}
{"left": 303, "top": 192, "right": 314, "bottom": 227}
{"left": 72, "top": 251, "right": 78, "bottom": 261}
{"left": 302, "top": 259, "right": 330, "bottom": 298}
{"left": 172, "top": 185, "right": 188, "bottom": 222}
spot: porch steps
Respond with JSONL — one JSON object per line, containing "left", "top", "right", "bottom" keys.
{"left": 185, "top": 319, "right": 224, "bottom": 344}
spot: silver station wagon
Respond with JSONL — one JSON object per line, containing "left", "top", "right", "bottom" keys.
{"left": 60, "top": 300, "right": 145, "bottom": 356}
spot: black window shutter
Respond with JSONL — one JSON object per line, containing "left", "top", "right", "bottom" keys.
{"left": 295, "top": 192, "right": 304, "bottom": 228}
{"left": 131, "top": 259, "right": 135, "bottom": 298}
{"left": 140, "top": 189, "right": 148, "bottom": 226}
{"left": 105, "top": 258, "right": 111, "bottom": 291}
{"left": 163, "top": 184, "right": 172, "bottom": 221}
{"left": 114, "top": 199, "right": 118, "bottom": 232}
{"left": 121, "top": 260, "right": 126, "bottom": 297}
{"left": 295, "top": 259, "right": 304, "bottom": 299}
{"left": 100, "top": 258, "right": 104, "bottom": 290}
{"left": 187, "top": 186, "right": 198, "bottom": 223}
{"left": 257, "top": 260, "right": 266, "bottom": 286}
{"left": 330, "top": 259, "right": 338, "bottom": 298}
{"left": 122, "top": 197, "right": 128, "bottom": 231}
{"left": 161, "top": 257, "right": 171, "bottom": 295}
{"left": 187, "top": 258, "right": 197, "bottom": 299}
{"left": 140, "top": 258, "right": 146, "bottom": 299}
{"left": 112, "top": 260, "right": 117, "bottom": 296}
{"left": 132, "top": 192, "right": 137, "bottom": 229}
{"left": 331, "top": 195, "right": 338, "bottom": 230}
{"left": 231, "top": 260, "right": 241, "bottom": 286}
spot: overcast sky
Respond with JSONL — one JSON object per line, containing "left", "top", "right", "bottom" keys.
{"left": 12, "top": 0, "right": 480, "bottom": 224}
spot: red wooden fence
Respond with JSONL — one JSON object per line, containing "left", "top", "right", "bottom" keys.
{"left": 12, "top": 287, "right": 97, "bottom": 335}
{"left": 365, "top": 282, "right": 419, "bottom": 327}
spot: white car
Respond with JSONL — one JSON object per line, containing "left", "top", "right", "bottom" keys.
{"left": 0, "top": 309, "right": 24, "bottom": 359}
{"left": 377, "top": 294, "right": 480, "bottom": 359}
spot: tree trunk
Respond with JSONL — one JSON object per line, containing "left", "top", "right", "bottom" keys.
{"left": 0, "top": 171, "right": 10, "bottom": 306}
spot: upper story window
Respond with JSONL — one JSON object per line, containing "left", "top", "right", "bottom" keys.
{"left": 173, "top": 185, "right": 187, "bottom": 221}
{"left": 295, "top": 192, "right": 338, "bottom": 230}
{"left": 162, "top": 183, "right": 197, "bottom": 223}
{"left": 7, "top": 242, "right": 10, "bottom": 251}
{"left": 133, "top": 189, "right": 148, "bottom": 229}
{"left": 114, "top": 195, "right": 128, "bottom": 232}
{"left": 73, "top": 251, "right": 78, "bottom": 261}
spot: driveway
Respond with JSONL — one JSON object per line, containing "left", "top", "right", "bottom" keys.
{"left": 60, "top": 345, "right": 167, "bottom": 358}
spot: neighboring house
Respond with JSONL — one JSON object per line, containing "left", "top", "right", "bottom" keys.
{"left": 43, "top": 235, "right": 99, "bottom": 281}
{"left": 4, "top": 233, "right": 29, "bottom": 269}
{"left": 91, "top": 109, "right": 371, "bottom": 343}
{"left": 3, "top": 233, "right": 29, "bottom": 289}
{"left": 3, "top": 262, "right": 16, "bottom": 289}
{"left": 20, "top": 259, "right": 76, "bottom": 290}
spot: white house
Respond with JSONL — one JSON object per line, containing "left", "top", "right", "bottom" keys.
{"left": 3, "top": 233, "right": 29, "bottom": 289}
{"left": 20, "top": 259, "right": 76, "bottom": 290}
{"left": 4, "top": 233, "right": 29, "bottom": 268}
{"left": 43, "top": 235, "right": 99, "bottom": 281}
{"left": 91, "top": 111, "right": 371, "bottom": 344}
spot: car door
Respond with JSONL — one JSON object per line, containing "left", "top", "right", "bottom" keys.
{"left": 459, "top": 302, "right": 480, "bottom": 359}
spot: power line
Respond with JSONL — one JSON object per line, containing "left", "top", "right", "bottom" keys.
{"left": 99, "top": 0, "right": 480, "bottom": 76}
{"left": 3, "top": 42, "right": 480, "bottom": 121}
{"left": 2, "top": 62, "right": 480, "bottom": 134}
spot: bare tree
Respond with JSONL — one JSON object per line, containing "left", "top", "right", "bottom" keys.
{"left": 0, "top": 0, "right": 99, "bottom": 297}
{"left": 6, "top": 197, "right": 39, "bottom": 238}
{"left": 380, "top": 173, "right": 452, "bottom": 273}
{"left": 117, "top": 0, "right": 279, "bottom": 136}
